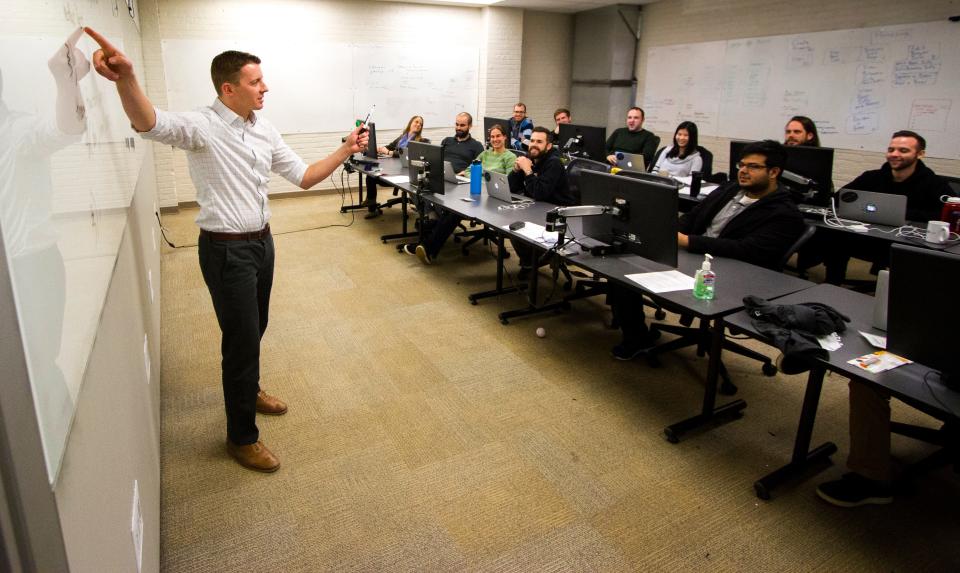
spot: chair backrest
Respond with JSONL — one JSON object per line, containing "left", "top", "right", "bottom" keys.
{"left": 648, "top": 146, "right": 666, "bottom": 172}
{"left": 697, "top": 145, "right": 714, "bottom": 177}
{"left": 779, "top": 223, "right": 817, "bottom": 270}
{"left": 566, "top": 158, "right": 612, "bottom": 204}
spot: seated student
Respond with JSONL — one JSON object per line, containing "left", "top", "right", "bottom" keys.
{"left": 552, "top": 107, "right": 571, "bottom": 145}
{"left": 507, "top": 127, "right": 576, "bottom": 277}
{"left": 472, "top": 124, "right": 517, "bottom": 175}
{"left": 364, "top": 115, "right": 427, "bottom": 219}
{"left": 507, "top": 102, "right": 534, "bottom": 151}
{"left": 651, "top": 121, "right": 703, "bottom": 177}
{"left": 608, "top": 140, "right": 805, "bottom": 359}
{"left": 403, "top": 112, "right": 483, "bottom": 264}
{"left": 605, "top": 106, "right": 659, "bottom": 169}
{"left": 818, "top": 130, "right": 954, "bottom": 284}
{"left": 784, "top": 115, "right": 821, "bottom": 147}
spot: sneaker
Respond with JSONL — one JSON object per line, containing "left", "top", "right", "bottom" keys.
{"left": 816, "top": 472, "right": 893, "bottom": 507}
{"left": 611, "top": 338, "right": 655, "bottom": 361}
{"left": 416, "top": 245, "right": 433, "bottom": 265}
{"left": 401, "top": 244, "right": 418, "bottom": 256}
{"left": 364, "top": 209, "right": 382, "bottom": 220}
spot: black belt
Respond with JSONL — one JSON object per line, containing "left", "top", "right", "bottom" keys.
{"left": 201, "top": 224, "right": 271, "bottom": 241}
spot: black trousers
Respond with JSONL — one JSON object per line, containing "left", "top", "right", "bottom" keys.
{"left": 608, "top": 282, "right": 651, "bottom": 342}
{"left": 423, "top": 210, "right": 463, "bottom": 257}
{"left": 198, "top": 232, "right": 275, "bottom": 445}
{"left": 365, "top": 175, "right": 379, "bottom": 212}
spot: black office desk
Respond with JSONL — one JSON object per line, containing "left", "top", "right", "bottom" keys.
{"left": 726, "top": 283, "right": 960, "bottom": 499}
{"left": 566, "top": 250, "right": 814, "bottom": 442}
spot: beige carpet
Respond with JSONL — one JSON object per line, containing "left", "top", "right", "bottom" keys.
{"left": 159, "top": 191, "right": 959, "bottom": 571}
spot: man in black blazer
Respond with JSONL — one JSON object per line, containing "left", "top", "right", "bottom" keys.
{"left": 610, "top": 139, "right": 805, "bottom": 359}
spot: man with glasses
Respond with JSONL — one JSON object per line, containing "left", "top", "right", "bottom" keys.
{"left": 608, "top": 140, "right": 805, "bottom": 359}
{"left": 508, "top": 102, "right": 534, "bottom": 151}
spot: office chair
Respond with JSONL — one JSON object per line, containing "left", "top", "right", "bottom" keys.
{"left": 645, "top": 224, "right": 818, "bottom": 395}
{"left": 648, "top": 147, "right": 666, "bottom": 172}
{"left": 696, "top": 146, "right": 714, "bottom": 177}
{"left": 892, "top": 420, "right": 959, "bottom": 483}
{"left": 942, "top": 174, "right": 960, "bottom": 196}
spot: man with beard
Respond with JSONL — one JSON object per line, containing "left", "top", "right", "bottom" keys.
{"left": 608, "top": 140, "right": 804, "bottom": 359}
{"left": 818, "top": 131, "right": 954, "bottom": 284}
{"left": 605, "top": 106, "right": 660, "bottom": 169}
{"left": 508, "top": 126, "right": 576, "bottom": 277}
{"left": 404, "top": 112, "right": 483, "bottom": 264}
{"left": 783, "top": 115, "right": 821, "bottom": 147}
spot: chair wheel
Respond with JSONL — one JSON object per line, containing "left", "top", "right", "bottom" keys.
{"left": 720, "top": 380, "right": 738, "bottom": 396}
{"left": 663, "top": 429, "right": 679, "bottom": 444}
{"left": 754, "top": 482, "right": 771, "bottom": 500}
{"left": 762, "top": 363, "right": 778, "bottom": 376}
{"left": 654, "top": 310, "right": 666, "bottom": 320}
{"left": 500, "top": 318, "right": 509, "bottom": 325}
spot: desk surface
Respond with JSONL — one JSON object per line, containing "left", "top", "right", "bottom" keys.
{"left": 726, "top": 283, "right": 960, "bottom": 423}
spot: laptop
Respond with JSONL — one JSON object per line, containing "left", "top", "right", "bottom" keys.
{"left": 485, "top": 171, "right": 531, "bottom": 204}
{"left": 836, "top": 189, "right": 907, "bottom": 226}
{"left": 615, "top": 151, "right": 645, "bottom": 173}
{"left": 399, "top": 147, "right": 409, "bottom": 167}
{"left": 443, "top": 161, "right": 471, "bottom": 184}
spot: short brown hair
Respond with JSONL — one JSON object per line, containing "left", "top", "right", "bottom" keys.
{"left": 211, "top": 50, "right": 261, "bottom": 96}
{"left": 554, "top": 108, "right": 570, "bottom": 120}
{"left": 514, "top": 102, "right": 527, "bottom": 112}
{"left": 892, "top": 130, "right": 926, "bottom": 151}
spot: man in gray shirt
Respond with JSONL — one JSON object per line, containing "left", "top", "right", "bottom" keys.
{"left": 87, "top": 28, "right": 368, "bottom": 473}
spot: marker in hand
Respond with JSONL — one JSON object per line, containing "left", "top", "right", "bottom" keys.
{"left": 357, "top": 105, "right": 375, "bottom": 134}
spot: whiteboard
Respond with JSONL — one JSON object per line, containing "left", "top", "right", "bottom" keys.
{"left": 643, "top": 21, "right": 960, "bottom": 158}
{"left": 162, "top": 39, "right": 480, "bottom": 133}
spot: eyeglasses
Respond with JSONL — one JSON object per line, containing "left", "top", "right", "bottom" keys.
{"left": 737, "top": 162, "right": 769, "bottom": 171}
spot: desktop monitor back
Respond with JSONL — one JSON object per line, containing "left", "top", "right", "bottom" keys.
{"left": 407, "top": 141, "right": 445, "bottom": 194}
{"left": 579, "top": 170, "right": 678, "bottom": 267}
{"left": 558, "top": 123, "right": 607, "bottom": 162}
{"left": 728, "top": 140, "right": 834, "bottom": 206}
{"left": 483, "top": 116, "right": 511, "bottom": 147}
{"left": 364, "top": 122, "right": 378, "bottom": 159}
{"left": 887, "top": 244, "right": 960, "bottom": 388}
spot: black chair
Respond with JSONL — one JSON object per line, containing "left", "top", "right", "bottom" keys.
{"left": 942, "top": 174, "right": 960, "bottom": 196}
{"left": 647, "top": 146, "right": 666, "bottom": 173}
{"left": 696, "top": 145, "right": 714, "bottom": 177}
{"left": 646, "top": 224, "right": 819, "bottom": 395}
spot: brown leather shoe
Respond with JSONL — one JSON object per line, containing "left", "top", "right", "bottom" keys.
{"left": 226, "top": 440, "right": 280, "bottom": 473}
{"left": 256, "top": 390, "right": 287, "bottom": 415}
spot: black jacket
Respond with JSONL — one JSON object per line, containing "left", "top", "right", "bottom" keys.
{"left": 385, "top": 133, "right": 428, "bottom": 157}
{"left": 845, "top": 160, "right": 953, "bottom": 222}
{"left": 508, "top": 149, "right": 576, "bottom": 206}
{"left": 680, "top": 182, "right": 805, "bottom": 270}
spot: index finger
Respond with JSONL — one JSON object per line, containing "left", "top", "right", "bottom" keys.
{"left": 84, "top": 27, "right": 117, "bottom": 55}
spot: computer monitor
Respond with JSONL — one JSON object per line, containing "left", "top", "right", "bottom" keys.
{"left": 728, "top": 140, "right": 835, "bottom": 206}
{"left": 407, "top": 141, "right": 445, "bottom": 195}
{"left": 483, "top": 116, "right": 511, "bottom": 147}
{"left": 887, "top": 244, "right": 960, "bottom": 389}
{"left": 579, "top": 170, "right": 678, "bottom": 267}
{"left": 558, "top": 123, "right": 607, "bottom": 162}
{"left": 363, "top": 122, "right": 378, "bottom": 159}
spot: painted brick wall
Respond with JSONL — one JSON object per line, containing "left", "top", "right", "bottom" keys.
{"left": 519, "top": 11, "right": 574, "bottom": 133}
{"left": 637, "top": 0, "right": 960, "bottom": 186}
{"left": 144, "top": 0, "right": 524, "bottom": 208}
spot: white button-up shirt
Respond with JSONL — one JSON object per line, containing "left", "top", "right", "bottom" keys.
{"left": 142, "top": 99, "right": 307, "bottom": 233}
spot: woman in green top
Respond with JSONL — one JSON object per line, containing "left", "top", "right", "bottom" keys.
{"left": 473, "top": 124, "right": 517, "bottom": 176}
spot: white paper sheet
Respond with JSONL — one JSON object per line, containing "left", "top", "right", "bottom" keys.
{"left": 503, "top": 222, "right": 559, "bottom": 246}
{"left": 382, "top": 175, "right": 409, "bottom": 185}
{"left": 625, "top": 270, "right": 695, "bottom": 293}
{"left": 859, "top": 330, "right": 887, "bottom": 349}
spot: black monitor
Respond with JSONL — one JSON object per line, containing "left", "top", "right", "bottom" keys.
{"left": 558, "top": 123, "right": 607, "bottom": 162}
{"left": 579, "top": 170, "right": 678, "bottom": 266}
{"left": 407, "top": 141, "right": 445, "bottom": 195}
{"left": 728, "top": 140, "right": 835, "bottom": 206}
{"left": 363, "top": 122, "right": 378, "bottom": 159}
{"left": 887, "top": 244, "right": 960, "bottom": 389}
{"left": 483, "top": 116, "right": 511, "bottom": 147}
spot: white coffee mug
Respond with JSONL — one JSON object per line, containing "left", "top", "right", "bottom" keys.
{"left": 926, "top": 220, "right": 950, "bottom": 244}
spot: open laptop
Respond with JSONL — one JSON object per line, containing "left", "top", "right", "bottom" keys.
{"left": 485, "top": 171, "right": 531, "bottom": 204}
{"left": 398, "top": 147, "right": 409, "bottom": 167}
{"left": 615, "top": 151, "right": 645, "bottom": 173}
{"left": 836, "top": 189, "right": 907, "bottom": 226}
{"left": 443, "top": 161, "right": 470, "bottom": 184}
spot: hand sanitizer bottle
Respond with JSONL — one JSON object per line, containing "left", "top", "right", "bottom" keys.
{"left": 693, "top": 253, "right": 716, "bottom": 300}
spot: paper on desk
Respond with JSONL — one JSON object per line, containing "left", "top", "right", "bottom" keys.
{"left": 382, "top": 175, "right": 409, "bottom": 185}
{"left": 859, "top": 331, "right": 887, "bottom": 349}
{"left": 817, "top": 332, "right": 842, "bottom": 351}
{"left": 503, "top": 222, "right": 558, "bottom": 246}
{"left": 625, "top": 270, "right": 695, "bottom": 293}
{"left": 674, "top": 176, "right": 719, "bottom": 197}
{"left": 848, "top": 351, "right": 911, "bottom": 374}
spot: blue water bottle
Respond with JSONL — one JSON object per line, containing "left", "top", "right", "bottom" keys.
{"left": 470, "top": 160, "right": 482, "bottom": 197}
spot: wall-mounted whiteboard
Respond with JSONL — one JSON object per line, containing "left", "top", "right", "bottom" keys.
{"left": 162, "top": 39, "right": 479, "bottom": 133}
{"left": 643, "top": 21, "right": 960, "bottom": 158}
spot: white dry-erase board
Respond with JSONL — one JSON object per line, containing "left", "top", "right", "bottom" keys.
{"left": 162, "top": 38, "right": 480, "bottom": 133}
{"left": 642, "top": 20, "right": 960, "bottom": 158}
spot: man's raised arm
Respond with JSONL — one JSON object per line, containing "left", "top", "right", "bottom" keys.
{"left": 84, "top": 27, "right": 156, "bottom": 132}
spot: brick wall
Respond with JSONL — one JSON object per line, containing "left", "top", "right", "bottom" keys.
{"left": 637, "top": 0, "right": 960, "bottom": 186}
{"left": 519, "top": 11, "right": 574, "bottom": 133}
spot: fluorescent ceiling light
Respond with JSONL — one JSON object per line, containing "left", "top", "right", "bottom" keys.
{"left": 416, "top": 0, "right": 503, "bottom": 5}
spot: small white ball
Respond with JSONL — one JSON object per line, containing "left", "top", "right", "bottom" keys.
{"left": 536, "top": 327, "right": 546, "bottom": 338}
